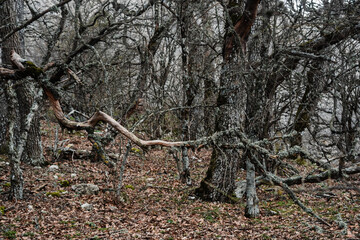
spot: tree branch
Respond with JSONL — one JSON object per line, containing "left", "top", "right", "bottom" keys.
{"left": 0, "top": 0, "right": 73, "bottom": 44}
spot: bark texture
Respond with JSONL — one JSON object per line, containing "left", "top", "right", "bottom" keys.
{"left": 196, "top": 0, "right": 261, "bottom": 202}
{"left": 0, "top": 0, "right": 44, "bottom": 165}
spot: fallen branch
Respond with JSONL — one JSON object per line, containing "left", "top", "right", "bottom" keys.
{"left": 236, "top": 165, "right": 360, "bottom": 195}
{"left": 250, "top": 152, "right": 331, "bottom": 226}
{"left": 283, "top": 165, "right": 360, "bottom": 186}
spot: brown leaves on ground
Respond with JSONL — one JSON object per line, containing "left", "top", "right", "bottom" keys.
{"left": 0, "top": 123, "right": 359, "bottom": 239}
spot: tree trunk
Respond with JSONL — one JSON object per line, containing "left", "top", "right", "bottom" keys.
{"left": 196, "top": 0, "right": 261, "bottom": 202}
{"left": 17, "top": 81, "right": 44, "bottom": 165}
{"left": 195, "top": 61, "right": 244, "bottom": 201}
{"left": 0, "top": 0, "right": 44, "bottom": 166}
{"left": 6, "top": 82, "right": 24, "bottom": 200}
{"left": 0, "top": 0, "right": 21, "bottom": 154}
{"left": 292, "top": 63, "right": 324, "bottom": 146}
{"left": 244, "top": 158, "right": 259, "bottom": 218}
{"left": 179, "top": 0, "right": 201, "bottom": 140}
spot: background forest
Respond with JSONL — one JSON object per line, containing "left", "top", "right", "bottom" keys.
{"left": 0, "top": 0, "right": 359, "bottom": 239}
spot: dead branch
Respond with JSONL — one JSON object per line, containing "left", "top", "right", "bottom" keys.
{"left": 10, "top": 50, "right": 26, "bottom": 70}
{"left": 250, "top": 152, "right": 331, "bottom": 226}
{"left": 0, "top": 68, "right": 15, "bottom": 76}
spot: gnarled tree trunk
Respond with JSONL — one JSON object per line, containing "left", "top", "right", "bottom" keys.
{"left": 196, "top": 0, "right": 261, "bottom": 205}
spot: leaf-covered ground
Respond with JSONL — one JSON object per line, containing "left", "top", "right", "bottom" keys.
{"left": 0, "top": 122, "right": 359, "bottom": 239}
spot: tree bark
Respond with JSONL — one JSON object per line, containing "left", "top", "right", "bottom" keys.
{"left": 292, "top": 62, "right": 325, "bottom": 146}
{"left": 0, "top": 0, "right": 44, "bottom": 165}
{"left": 0, "top": 0, "right": 21, "bottom": 154}
{"left": 196, "top": 0, "right": 261, "bottom": 202}
{"left": 6, "top": 82, "right": 23, "bottom": 200}
{"left": 244, "top": 158, "right": 259, "bottom": 218}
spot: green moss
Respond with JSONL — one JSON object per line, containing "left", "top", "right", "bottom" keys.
{"left": 125, "top": 184, "right": 135, "bottom": 190}
{"left": 0, "top": 206, "right": 6, "bottom": 215}
{"left": 3, "top": 182, "right": 11, "bottom": 187}
{"left": 58, "top": 180, "right": 70, "bottom": 187}
{"left": 3, "top": 230, "right": 16, "bottom": 239}
{"left": 46, "top": 190, "right": 65, "bottom": 197}
{"left": 130, "top": 147, "right": 141, "bottom": 154}
{"left": 24, "top": 61, "right": 44, "bottom": 78}
{"left": 295, "top": 155, "right": 306, "bottom": 166}
{"left": 202, "top": 207, "right": 220, "bottom": 223}
{"left": 23, "top": 232, "right": 35, "bottom": 237}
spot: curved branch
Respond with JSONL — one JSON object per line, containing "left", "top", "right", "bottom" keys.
{"left": 43, "top": 88, "right": 188, "bottom": 148}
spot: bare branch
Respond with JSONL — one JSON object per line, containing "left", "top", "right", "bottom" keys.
{"left": 0, "top": 0, "right": 73, "bottom": 44}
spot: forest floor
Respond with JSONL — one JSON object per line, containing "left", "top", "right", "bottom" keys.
{"left": 0, "top": 121, "right": 359, "bottom": 240}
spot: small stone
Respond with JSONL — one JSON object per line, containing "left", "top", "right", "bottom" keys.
{"left": 314, "top": 225, "right": 324, "bottom": 234}
{"left": 188, "top": 196, "right": 196, "bottom": 200}
{"left": 109, "top": 206, "right": 118, "bottom": 211}
{"left": 28, "top": 205, "right": 34, "bottom": 211}
{"left": 34, "top": 166, "right": 42, "bottom": 169}
{"left": 268, "top": 210, "right": 278, "bottom": 216}
{"left": 53, "top": 175, "right": 58, "bottom": 180}
{"left": 72, "top": 184, "right": 99, "bottom": 195}
{"left": 81, "top": 203, "right": 93, "bottom": 211}
{"left": 70, "top": 173, "right": 77, "bottom": 178}
{"left": 146, "top": 178, "right": 155, "bottom": 182}
{"left": 0, "top": 162, "right": 9, "bottom": 167}
{"left": 48, "top": 165, "right": 59, "bottom": 172}
{"left": 41, "top": 210, "right": 48, "bottom": 214}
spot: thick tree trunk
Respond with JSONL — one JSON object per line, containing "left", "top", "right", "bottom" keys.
{"left": 195, "top": 62, "right": 244, "bottom": 201}
{"left": 6, "top": 82, "right": 24, "bottom": 200}
{"left": 0, "top": 0, "right": 44, "bottom": 165}
{"left": 196, "top": 0, "right": 261, "bottom": 202}
{"left": 0, "top": 0, "right": 21, "bottom": 154}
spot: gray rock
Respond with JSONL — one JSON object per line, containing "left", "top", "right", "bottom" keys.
{"left": 81, "top": 203, "right": 93, "bottom": 211}
{"left": 0, "top": 161, "right": 9, "bottom": 167}
{"left": 48, "top": 165, "right": 59, "bottom": 172}
{"left": 72, "top": 184, "right": 99, "bottom": 195}
{"left": 70, "top": 173, "right": 77, "bottom": 178}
